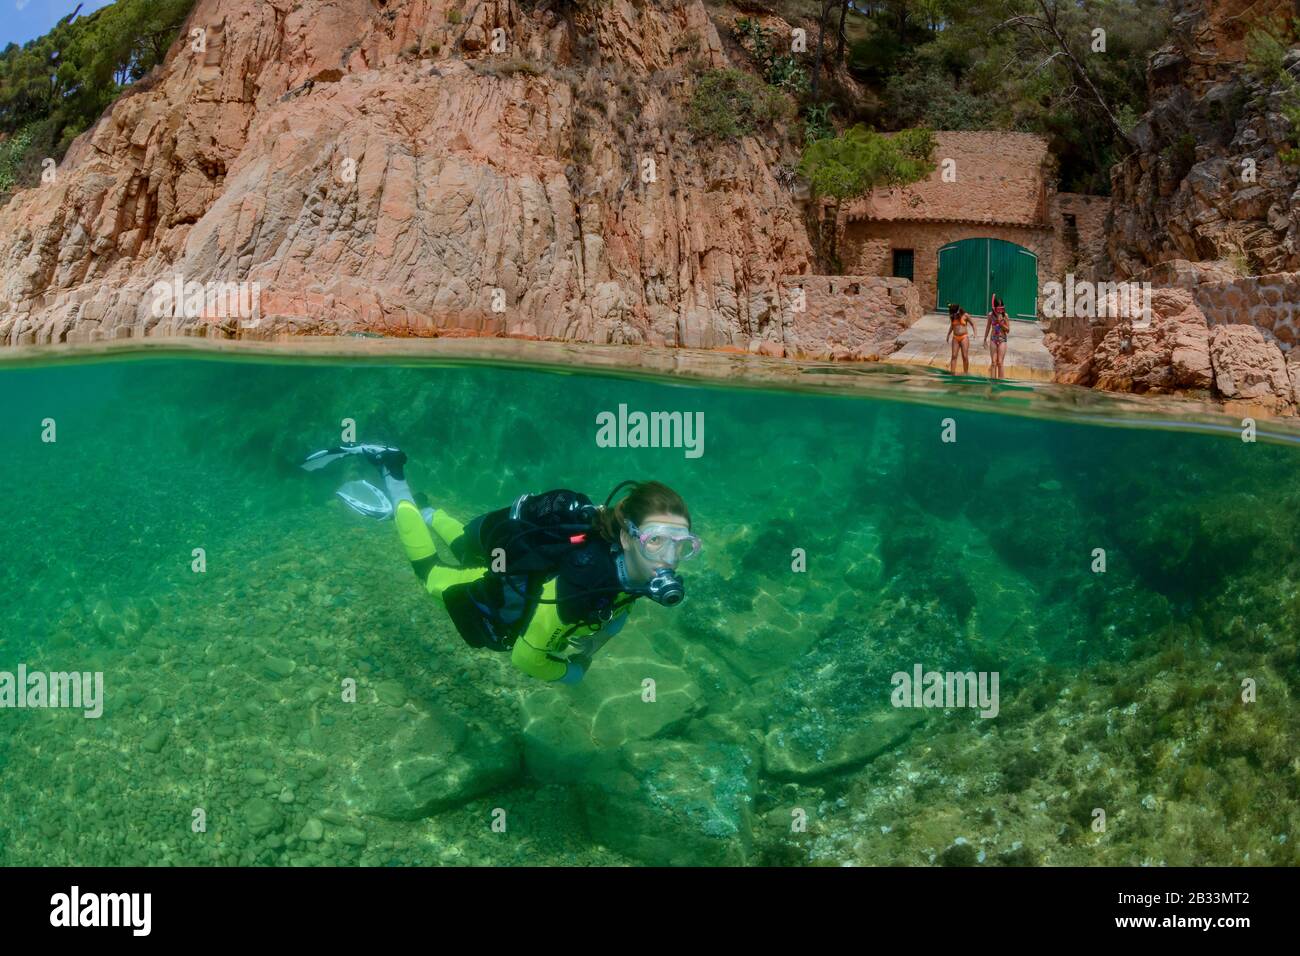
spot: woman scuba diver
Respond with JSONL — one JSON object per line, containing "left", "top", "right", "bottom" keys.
{"left": 301, "top": 444, "right": 700, "bottom": 685}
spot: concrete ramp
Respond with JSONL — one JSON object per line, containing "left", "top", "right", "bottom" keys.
{"left": 888, "top": 312, "right": 1056, "bottom": 381}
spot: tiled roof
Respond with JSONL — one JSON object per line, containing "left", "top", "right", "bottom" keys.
{"left": 843, "top": 131, "right": 1052, "bottom": 228}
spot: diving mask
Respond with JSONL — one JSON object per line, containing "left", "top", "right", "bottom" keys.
{"left": 626, "top": 521, "right": 702, "bottom": 563}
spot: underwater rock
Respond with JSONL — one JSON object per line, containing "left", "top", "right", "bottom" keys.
{"left": 140, "top": 726, "right": 170, "bottom": 754}
{"left": 940, "top": 838, "right": 979, "bottom": 867}
{"left": 375, "top": 680, "right": 408, "bottom": 707}
{"left": 703, "top": 598, "right": 821, "bottom": 684}
{"left": 298, "top": 819, "right": 324, "bottom": 842}
{"left": 763, "top": 708, "right": 924, "bottom": 781}
{"left": 243, "top": 797, "right": 283, "bottom": 836}
{"left": 262, "top": 657, "right": 296, "bottom": 680}
{"left": 90, "top": 599, "right": 124, "bottom": 644}
{"left": 347, "top": 705, "right": 521, "bottom": 820}
{"left": 581, "top": 740, "right": 757, "bottom": 866}
{"left": 520, "top": 638, "right": 704, "bottom": 783}
{"left": 336, "top": 827, "right": 367, "bottom": 847}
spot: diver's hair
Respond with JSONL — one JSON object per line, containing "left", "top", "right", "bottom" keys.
{"left": 991, "top": 293, "right": 1004, "bottom": 309}
{"left": 947, "top": 302, "right": 960, "bottom": 318}
{"left": 593, "top": 480, "right": 690, "bottom": 542}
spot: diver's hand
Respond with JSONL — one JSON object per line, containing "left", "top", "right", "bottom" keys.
{"left": 557, "top": 654, "right": 592, "bottom": 685}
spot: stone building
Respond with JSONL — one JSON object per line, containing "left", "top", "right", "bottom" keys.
{"left": 839, "top": 131, "right": 1109, "bottom": 321}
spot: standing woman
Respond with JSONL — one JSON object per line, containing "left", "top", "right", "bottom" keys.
{"left": 946, "top": 302, "right": 975, "bottom": 375}
{"left": 984, "top": 293, "right": 1011, "bottom": 380}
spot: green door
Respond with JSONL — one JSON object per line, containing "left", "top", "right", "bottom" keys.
{"left": 936, "top": 239, "right": 987, "bottom": 318}
{"left": 936, "top": 238, "right": 1038, "bottom": 319}
{"left": 989, "top": 240, "right": 1038, "bottom": 320}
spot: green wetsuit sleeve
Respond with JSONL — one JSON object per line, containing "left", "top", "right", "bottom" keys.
{"left": 510, "top": 580, "right": 572, "bottom": 682}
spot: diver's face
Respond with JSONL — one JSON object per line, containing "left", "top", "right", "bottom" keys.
{"left": 620, "top": 511, "right": 691, "bottom": 584}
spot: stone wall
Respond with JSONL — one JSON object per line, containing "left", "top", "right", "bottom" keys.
{"left": 849, "top": 239, "right": 892, "bottom": 279}
{"left": 1190, "top": 273, "right": 1300, "bottom": 352}
{"left": 840, "top": 221, "right": 1053, "bottom": 314}
{"left": 844, "top": 131, "right": 1051, "bottom": 226}
{"left": 1050, "top": 193, "right": 1110, "bottom": 277}
{"left": 1129, "top": 260, "right": 1300, "bottom": 353}
{"left": 773, "top": 275, "right": 921, "bottom": 361}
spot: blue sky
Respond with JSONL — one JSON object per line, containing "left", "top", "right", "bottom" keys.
{"left": 4, "top": 0, "right": 117, "bottom": 48}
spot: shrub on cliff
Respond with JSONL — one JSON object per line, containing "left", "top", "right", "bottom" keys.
{"left": 0, "top": 125, "right": 33, "bottom": 194}
{"left": 687, "top": 69, "right": 792, "bottom": 141}
{"left": 1246, "top": 14, "right": 1300, "bottom": 165}
{"left": 733, "top": 16, "right": 810, "bottom": 96}
{"left": 798, "top": 124, "right": 936, "bottom": 265}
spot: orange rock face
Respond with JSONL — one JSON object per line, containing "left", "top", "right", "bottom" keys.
{"left": 1091, "top": 288, "right": 1214, "bottom": 394}
{"left": 1208, "top": 323, "right": 1296, "bottom": 414}
{"left": 0, "top": 0, "right": 815, "bottom": 350}
{"left": 1088, "top": 287, "right": 1296, "bottom": 414}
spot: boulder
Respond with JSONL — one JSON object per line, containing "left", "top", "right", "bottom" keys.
{"left": 243, "top": 797, "right": 283, "bottom": 836}
{"left": 347, "top": 705, "right": 521, "bottom": 821}
{"left": 520, "top": 633, "right": 703, "bottom": 783}
{"left": 582, "top": 740, "right": 757, "bottom": 866}
{"left": 1090, "top": 287, "right": 1213, "bottom": 393}
{"left": 1208, "top": 324, "right": 1295, "bottom": 413}
{"left": 763, "top": 707, "right": 924, "bottom": 781}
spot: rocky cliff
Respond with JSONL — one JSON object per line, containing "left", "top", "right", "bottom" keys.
{"left": 1107, "top": 0, "right": 1300, "bottom": 278}
{"left": 0, "top": 0, "right": 816, "bottom": 350}
{"left": 1048, "top": 0, "right": 1300, "bottom": 414}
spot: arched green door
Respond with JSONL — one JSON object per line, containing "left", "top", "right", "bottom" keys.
{"left": 936, "top": 238, "right": 1038, "bottom": 319}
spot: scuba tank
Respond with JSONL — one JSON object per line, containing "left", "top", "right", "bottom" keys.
{"left": 453, "top": 489, "right": 598, "bottom": 573}
{"left": 442, "top": 489, "right": 605, "bottom": 652}
{"left": 441, "top": 485, "right": 686, "bottom": 652}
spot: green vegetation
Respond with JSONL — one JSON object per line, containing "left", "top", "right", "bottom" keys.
{"left": 798, "top": 124, "right": 935, "bottom": 265}
{"left": 0, "top": 0, "right": 195, "bottom": 198}
{"left": 734, "top": 16, "right": 810, "bottom": 95}
{"left": 769, "top": 1, "right": 1170, "bottom": 194}
{"left": 1246, "top": 15, "right": 1300, "bottom": 165}
{"left": 803, "top": 101, "right": 834, "bottom": 143}
{"left": 687, "top": 69, "right": 792, "bottom": 140}
{"left": 0, "top": 124, "right": 33, "bottom": 194}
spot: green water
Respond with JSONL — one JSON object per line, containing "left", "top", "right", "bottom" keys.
{"left": 1, "top": 349, "right": 1297, "bottom": 867}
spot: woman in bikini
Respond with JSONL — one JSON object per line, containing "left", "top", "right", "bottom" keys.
{"left": 983, "top": 293, "right": 1011, "bottom": 380}
{"left": 946, "top": 302, "right": 975, "bottom": 375}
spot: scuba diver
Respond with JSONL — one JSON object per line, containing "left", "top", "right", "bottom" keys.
{"left": 301, "top": 444, "right": 700, "bottom": 685}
